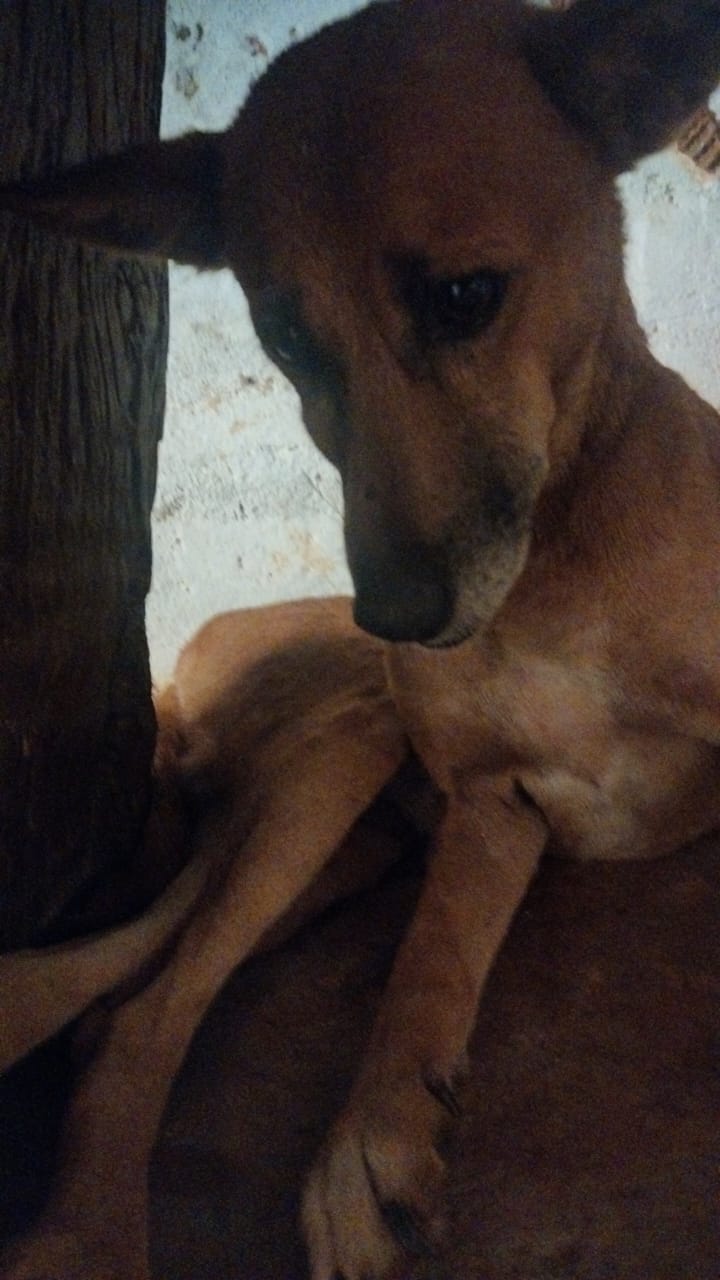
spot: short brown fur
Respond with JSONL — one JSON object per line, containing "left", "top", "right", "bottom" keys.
{"left": 2, "top": 2, "right": 720, "bottom": 1277}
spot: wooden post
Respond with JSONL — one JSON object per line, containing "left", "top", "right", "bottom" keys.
{"left": 0, "top": 2, "right": 168, "bottom": 950}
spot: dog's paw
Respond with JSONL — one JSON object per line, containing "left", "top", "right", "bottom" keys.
{"left": 302, "top": 1066, "right": 461, "bottom": 1279}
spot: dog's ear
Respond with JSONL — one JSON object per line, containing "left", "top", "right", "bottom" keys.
{"left": 525, "top": 0, "right": 720, "bottom": 172}
{"left": 0, "top": 131, "right": 226, "bottom": 267}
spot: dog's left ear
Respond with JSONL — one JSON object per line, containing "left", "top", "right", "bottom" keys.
{"left": 525, "top": 0, "right": 720, "bottom": 172}
{"left": 0, "top": 131, "right": 227, "bottom": 267}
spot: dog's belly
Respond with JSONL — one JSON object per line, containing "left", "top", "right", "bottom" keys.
{"left": 386, "top": 643, "right": 720, "bottom": 862}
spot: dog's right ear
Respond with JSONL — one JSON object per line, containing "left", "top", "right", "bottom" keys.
{"left": 525, "top": 0, "right": 720, "bottom": 173}
{"left": 0, "top": 131, "right": 226, "bottom": 267}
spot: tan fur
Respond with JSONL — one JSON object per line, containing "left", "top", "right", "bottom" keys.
{"left": 2, "top": 2, "right": 720, "bottom": 1277}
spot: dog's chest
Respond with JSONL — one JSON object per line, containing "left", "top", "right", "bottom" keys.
{"left": 386, "top": 640, "right": 720, "bottom": 862}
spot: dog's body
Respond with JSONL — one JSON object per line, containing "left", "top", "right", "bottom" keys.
{"left": 2, "top": 1, "right": 720, "bottom": 1277}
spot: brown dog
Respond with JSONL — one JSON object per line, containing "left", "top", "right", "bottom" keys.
{"left": 2, "top": 1, "right": 720, "bottom": 1277}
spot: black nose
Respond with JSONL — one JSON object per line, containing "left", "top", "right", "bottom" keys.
{"left": 350, "top": 547, "right": 454, "bottom": 643}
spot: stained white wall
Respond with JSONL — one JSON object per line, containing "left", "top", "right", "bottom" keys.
{"left": 147, "top": 0, "right": 720, "bottom": 678}
{"left": 148, "top": 1, "right": 358, "bottom": 678}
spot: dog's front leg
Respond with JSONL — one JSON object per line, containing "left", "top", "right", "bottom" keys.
{"left": 1, "top": 715, "right": 406, "bottom": 1280}
{"left": 303, "top": 778, "right": 548, "bottom": 1280}
{"left": 0, "top": 849, "right": 208, "bottom": 1074}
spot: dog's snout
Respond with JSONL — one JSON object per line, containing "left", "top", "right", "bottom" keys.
{"left": 350, "top": 548, "right": 454, "bottom": 644}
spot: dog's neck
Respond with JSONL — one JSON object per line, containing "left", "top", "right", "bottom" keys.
{"left": 531, "top": 281, "right": 719, "bottom": 571}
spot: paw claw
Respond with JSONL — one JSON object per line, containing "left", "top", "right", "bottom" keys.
{"left": 378, "top": 1198, "right": 435, "bottom": 1259}
{"left": 303, "top": 1063, "right": 459, "bottom": 1279}
{"left": 421, "top": 1067, "right": 463, "bottom": 1119}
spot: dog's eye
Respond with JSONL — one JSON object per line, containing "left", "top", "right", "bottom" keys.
{"left": 253, "top": 304, "right": 345, "bottom": 404}
{"left": 255, "top": 310, "right": 336, "bottom": 387}
{"left": 258, "top": 319, "right": 308, "bottom": 369}
{"left": 424, "top": 270, "right": 507, "bottom": 342}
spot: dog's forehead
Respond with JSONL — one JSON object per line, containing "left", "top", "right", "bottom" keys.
{"left": 226, "top": 0, "right": 594, "bottom": 283}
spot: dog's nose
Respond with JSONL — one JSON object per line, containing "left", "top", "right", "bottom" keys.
{"left": 350, "top": 550, "right": 454, "bottom": 644}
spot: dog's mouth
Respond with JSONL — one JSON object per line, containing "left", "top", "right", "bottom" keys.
{"left": 349, "top": 511, "right": 534, "bottom": 650}
{"left": 362, "top": 536, "right": 529, "bottom": 651}
{"left": 414, "top": 618, "right": 478, "bottom": 650}
{"left": 352, "top": 579, "right": 480, "bottom": 650}
{"left": 351, "top": 552, "right": 521, "bottom": 650}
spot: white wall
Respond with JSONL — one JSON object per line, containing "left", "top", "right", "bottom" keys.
{"left": 148, "top": 1, "right": 359, "bottom": 679}
{"left": 147, "top": 0, "right": 720, "bottom": 679}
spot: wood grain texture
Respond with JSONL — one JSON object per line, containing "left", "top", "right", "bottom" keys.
{"left": 0, "top": 2, "right": 168, "bottom": 948}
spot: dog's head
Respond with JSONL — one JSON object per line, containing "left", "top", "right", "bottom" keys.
{"left": 4, "top": 0, "right": 719, "bottom": 644}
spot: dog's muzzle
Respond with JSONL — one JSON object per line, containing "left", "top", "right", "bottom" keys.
{"left": 350, "top": 545, "right": 455, "bottom": 644}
